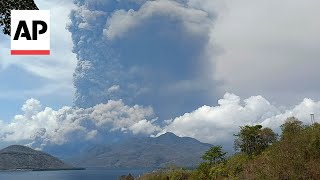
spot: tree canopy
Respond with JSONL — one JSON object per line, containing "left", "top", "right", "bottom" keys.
{"left": 234, "top": 124, "right": 277, "bottom": 157}
{"left": 0, "top": 0, "right": 38, "bottom": 35}
{"left": 280, "top": 116, "right": 304, "bottom": 140}
{"left": 201, "top": 145, "right": 227, "bottom": 165}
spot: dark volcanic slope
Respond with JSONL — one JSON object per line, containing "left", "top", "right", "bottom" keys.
{"left": 0, "top": 145, "right": 71, "bottom": 170}
{"left": 75, "top": 132, "right": 212, "bottom": 168}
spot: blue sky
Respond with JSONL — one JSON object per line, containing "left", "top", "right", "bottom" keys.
{"left": 0, "top": 0, "right": 320, "bottom": 151}
{"left": 0, "top": 0, "right": 76, "bottom": 120}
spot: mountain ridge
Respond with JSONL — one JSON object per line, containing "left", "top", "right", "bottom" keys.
{"left": 72, "top": 132, "right": 212, "bottom": 168}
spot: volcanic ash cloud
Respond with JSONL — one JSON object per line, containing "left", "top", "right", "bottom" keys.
{"left": 68, "top": 0, "right": 218, "bottom": 119}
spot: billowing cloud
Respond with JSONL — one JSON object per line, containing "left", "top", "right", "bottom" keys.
{"left": 0, "top": 98, "right": 159, "bottom": 150}
{"left": 104, "top": 0, "right": 211, "bottom": 40}
{"left": 129, "top": 119, "right": 162, "bottom": 135}
{"left": 1, "top": 93, "right": 319, "bottom": 153}
{"left": 69, "top": 0, "right": 218, "bottom": 119}
{"left": 164, "top": 93, "right": 320, "bottom": 149}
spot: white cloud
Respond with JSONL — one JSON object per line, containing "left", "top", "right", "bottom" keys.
{"left": 74, "top": 5, "right": 105, "bottom": 29}
{"left": 104, "top": 0, "right": 211, "bottom": 39}
{"left": 107, "top": 85, "right": 120, "bottom": 94}
{"left": 129, "top": 119, "right": 162, "bottom": 135}
{"left": 90, "top": 100, "right": 154, "bottom": 130}
{"left": 164, "top": 93, "right": 320, "bottom": 145}
{"left": 0, "top": 99, "right": 159, "bottom": 148}
{"left": 1, "top": 92, "right": 320, "bottom": 149}
{"left": 21, "top": 98, "right": 42, "bottom": 118}
{"left": 86, "top": 130, "right": 98, "bottom": 140}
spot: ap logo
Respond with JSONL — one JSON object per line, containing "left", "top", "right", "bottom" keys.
{"left": 11, "top": 10, "right": 50, "bottom": 55}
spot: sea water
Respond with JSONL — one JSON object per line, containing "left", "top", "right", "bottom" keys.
{"left": 0, "top": 168, "right": 152, "bottom": 180}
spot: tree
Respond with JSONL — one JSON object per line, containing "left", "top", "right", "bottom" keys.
{"left": 202, "top": 145, "right": 227, "bottom": 165}
{"left": 0, "top": 0, "right": 38, "bottom": 35}
{"left": 259, "top": 127, "right": 278, "bottom": 147}
{"left": 241, "top": 119, "right": 320, "bottom": 179}
{"left": 120, "top": 174, "right": 134, "bottom": 180}
{"left": 234, "top": 125, "right": 277, "bottom": 157}
{"left": 225, "top": 153, "right": 249, "bottom": 178}
{"left": 280, "top": 116, "right": 304, "bottom": 140}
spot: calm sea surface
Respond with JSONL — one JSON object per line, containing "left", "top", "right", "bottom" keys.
{"left": 0, "top": 168, "right": 152, "bottom": 180}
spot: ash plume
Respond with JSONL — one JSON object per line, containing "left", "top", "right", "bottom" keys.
{"left": 68, "top": 0, "right": 218, "bottom": 119}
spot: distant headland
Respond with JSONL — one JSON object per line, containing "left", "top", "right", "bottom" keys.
{"left": 0, "top": 145, "right": 84, "bottom": 171}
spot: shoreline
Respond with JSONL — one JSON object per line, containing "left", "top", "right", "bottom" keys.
{"left": 32, "top": 167, "right": 86, "bottom": 171}
{"left": 0, "top": 167, "right": 86, "bottom": 172}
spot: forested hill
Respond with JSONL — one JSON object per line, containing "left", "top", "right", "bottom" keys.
{"left": 0, "top": 145, "right": 72, "bottom": 170}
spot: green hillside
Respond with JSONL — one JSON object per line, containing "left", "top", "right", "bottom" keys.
{"left": 138, "top": 117, "right": 320, "bottom": 180}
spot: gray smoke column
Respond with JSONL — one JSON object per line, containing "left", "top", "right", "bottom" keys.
{"left": 68, "top": 0, "right": 218, "bottom": 119}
